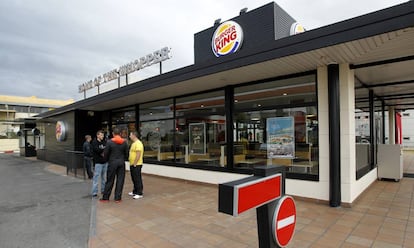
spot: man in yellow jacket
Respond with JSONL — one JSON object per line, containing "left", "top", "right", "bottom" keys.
{"left": 128, "top": 131, "right": 144, "bottom": 199}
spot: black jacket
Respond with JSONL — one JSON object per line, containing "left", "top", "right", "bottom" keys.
{"left": 104, "top": 135, "right": 128, "bottom": 165}
{"left": 91, "top": 138, "right": 107, "bottom": 164}
{"left": 82, "top": 141, "right": 93, "bottom": 157}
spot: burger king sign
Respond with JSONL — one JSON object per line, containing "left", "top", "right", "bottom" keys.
{"left": 56, "top": 121, "right": 67, "bottom": 142}
{"left": 212, "top": 21, "right": 243, "bottom": 57}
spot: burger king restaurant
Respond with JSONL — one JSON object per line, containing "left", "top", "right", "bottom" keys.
{"left": 36, "top": 1, "right": 414, "bottom": 206}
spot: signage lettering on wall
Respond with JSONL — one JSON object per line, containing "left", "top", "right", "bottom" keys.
{"left": 78, "top": 47, "right": 171, "bottom": 93}
{"left": 211, "top": 21, "right": 243, "bottom": 57}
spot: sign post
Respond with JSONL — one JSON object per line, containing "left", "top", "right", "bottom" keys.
{"left": 218, "top": 165, "right": 296, "bottom": 248}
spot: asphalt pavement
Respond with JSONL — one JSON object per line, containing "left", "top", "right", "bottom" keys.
{"left": 0, "top": 153, "right": 92, "bottom": 248}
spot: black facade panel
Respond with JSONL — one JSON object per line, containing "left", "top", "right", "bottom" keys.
{"left": 194, "top": 2, "right": 296, "bottom": 65}
{"left": 43, "top": 111, "right": 76, "bottom": 166}
{"left": 327, "top": 64, "right": 341, "bottom": 207}
{"left": 75, "top": 110, "right": 102, "bottom": 150}
{"left": 24, "top": 122, "right": 36, "bottom": 129}
{"left": 41, "top": 110, "right": 103, "bottom": 166}
{"left": 218, "top": 183, "right": 235, "bottom": 215}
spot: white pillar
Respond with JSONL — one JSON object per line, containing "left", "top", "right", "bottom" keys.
{"left": 338, "top": 64, "right": 355, "bottom": 204}
{"left": 341, "top": 65, "right": 378, "bottom": 204}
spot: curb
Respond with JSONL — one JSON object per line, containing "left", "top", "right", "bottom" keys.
{"left": 0, "top": 150, "right": 19, "bottom": 154}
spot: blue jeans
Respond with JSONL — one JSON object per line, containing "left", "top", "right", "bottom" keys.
{"left": 91, "top": 162, "right": 108, "bottom": 196}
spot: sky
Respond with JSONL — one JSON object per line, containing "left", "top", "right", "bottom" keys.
{"left": 0, "top": 0, "right": 408, "bottom": 102}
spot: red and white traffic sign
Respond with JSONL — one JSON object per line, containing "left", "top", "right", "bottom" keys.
{"left": 234, "top": 173, "right": 281, "bottom": 216}
{"left": 272, "top": 195, "right": 296, "bottom": 247}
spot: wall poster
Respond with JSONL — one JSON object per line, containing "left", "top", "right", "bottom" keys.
{"left": 266, "top": 117, "right": 295, "bottom": 158}
{"left": 189, "top": 123, "right": 206, "bottom": 154}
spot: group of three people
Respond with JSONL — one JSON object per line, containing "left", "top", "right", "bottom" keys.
{"left": 83, "top": 128, "right": 144, "bottom": 202}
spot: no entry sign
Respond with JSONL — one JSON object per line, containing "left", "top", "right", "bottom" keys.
{"left": 272, "top": 195, "right": 296, "bottom": 247}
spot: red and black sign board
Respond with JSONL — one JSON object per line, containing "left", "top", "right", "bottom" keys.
{"left": 272, "top": 196, "right": 296, "bottom": 247}
{"left": 219, "top": 173, "right": 282, "bottom": 216}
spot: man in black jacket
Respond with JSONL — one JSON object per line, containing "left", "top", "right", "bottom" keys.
{"left": 82, "top": 135, "right": 93, "bottom": 179}
{"left": 91, "top": 130, "right": 107, "bottom": 197}
{"left": 100, "top": 128, "right": 128, "bottom": 203}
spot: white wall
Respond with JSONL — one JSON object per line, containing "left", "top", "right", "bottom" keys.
{"left": 401, "top": 110, "right": 414, "bottom": 148}
{"left": 339, "top": 63, "right": 356, "bottom": 204}
{"left": 0, "top": 139, "right": 19, "bottom": 152}
{"left": 142, "top": 163, "right": 250, "bottom": 184}
{"left": 285, "top": 66, "right": 331, "bottom": 201}
{"left": 339, "top": 64, "right": 377, "bottom": 204}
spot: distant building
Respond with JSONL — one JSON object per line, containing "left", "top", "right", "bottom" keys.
{"left": 0, "top": 95, "right": 73, "bottom": 137}
{"left": 400, "top": 110, "right": 414, "bottom": 148}
{"left": 356, "top": 110, "right": 414, "bottom": 148}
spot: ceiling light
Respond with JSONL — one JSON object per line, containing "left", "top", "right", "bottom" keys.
{"left": 251, "top": 112, "right": 260, "bottom": 121}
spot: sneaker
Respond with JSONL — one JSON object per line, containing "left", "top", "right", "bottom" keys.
{"left": 133, "top": 194, "right": 143, "bottom": 199}
{"left": 92, "top": 194, "right": 98, "bottom": 198}
{"left": 99, "top": 199, "right": 109, "bottom": 203}
{"left": 128, "top": 192, "right": 134, "bottom": 196}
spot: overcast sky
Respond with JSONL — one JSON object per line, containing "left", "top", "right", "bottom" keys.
{"left": 0, "top": 0, "right": 407, "bottom": 101}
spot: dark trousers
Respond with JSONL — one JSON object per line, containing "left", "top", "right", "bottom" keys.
{"left": 130, "top": 165, "right": 143, "bottom": 195}
{"left": 102, "top": 162, "right": 125, "bottom": 201}
{"left": 84, "top": 157, "right": 93, "bottom": 179}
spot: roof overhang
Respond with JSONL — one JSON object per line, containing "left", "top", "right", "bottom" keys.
{"left": 38, "top": 1, "right": 414, "bottom": 118}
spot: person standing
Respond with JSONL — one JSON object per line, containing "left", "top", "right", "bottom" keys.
{"left": 100, "top": 128, "right": 128, "bottom": 203}
{"left": 82, "top": 135, "right": 93, "bottom": 179}
{"left": 128, "top": 131, "right": 144, "bottom": 199}
{"left": 91, "top": 130, "right": 108, "bottom": 197}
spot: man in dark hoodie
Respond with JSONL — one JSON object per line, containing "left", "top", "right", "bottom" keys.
{"left": 91, "top": 130, "right": 107, "bottom": 197}
{"left": 82, "top": 135, "right": 93, "bottom": 179}
{"left": 100, "top": 128, "right": 128, "bottom": 203}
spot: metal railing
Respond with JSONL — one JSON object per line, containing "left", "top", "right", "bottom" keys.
{"left": 65, "top": 150, "right": 86, "bottom": 179}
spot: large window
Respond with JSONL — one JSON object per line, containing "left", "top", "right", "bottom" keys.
{"left": 132, "top": 74, "right": 318, "bottom": 179}
{"left": 175, "top": 90, "right": 225, "bottom": 167}
{"left": 233, "top": 75, "right": 318, "bottom": 177}
{"left": 354, "top": 85, "right": 383, "bottom": 179}
{"left": 112, "top": 107, "right": 136, "bottom": 139}
{"left": 139, "top": 99, "right": 174, "bottom": 162}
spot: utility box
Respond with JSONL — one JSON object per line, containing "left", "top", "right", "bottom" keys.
{"left": 377, "top": 144, "right": 403, "bottom": 181}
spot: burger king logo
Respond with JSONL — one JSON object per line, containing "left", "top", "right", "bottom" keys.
{"left": 290, "top": 22, "right": 305, "bottom": 35}
{"left": 212, "top": 21, "right": 243, "bottom": 57}
{"left": 56, "top": 121, "right": 67, "bottom": 142}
